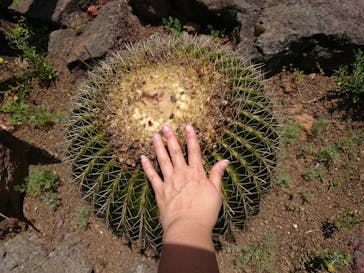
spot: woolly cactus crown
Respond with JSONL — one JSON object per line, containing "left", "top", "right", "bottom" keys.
{"left": 67, "top": 34, "right": 279, "bottom": 252}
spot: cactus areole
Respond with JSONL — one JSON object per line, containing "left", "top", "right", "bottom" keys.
{"left": 67, "top": 34, "right": 279, "bottom": 252}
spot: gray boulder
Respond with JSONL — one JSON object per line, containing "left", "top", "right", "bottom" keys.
{"left": 2, "top": 0, "right": 73, "bottom": 22}
{"left": 47, "top": 29, "right": 77, "bottom": 71}
{"left": 125, "top": 0, "right": 364, "bottom": 74}
{"left": 47, "top": 0, "right": 144, "bottom": 67}
{"left": 0, "top": 232, "right": 93, "bottom": 273}
{"left": 255, "top": 0, "right": 364, "bottom": 73}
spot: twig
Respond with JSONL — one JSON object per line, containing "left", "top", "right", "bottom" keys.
{"left": 0, "top": 212, "right": 9, "bottom": 220}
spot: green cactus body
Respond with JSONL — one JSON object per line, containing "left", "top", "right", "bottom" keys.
{"left": 67, "top": 34, "right": 279, "bottom": 252}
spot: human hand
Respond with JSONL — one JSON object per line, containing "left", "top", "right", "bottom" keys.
{"left": 141, "top": 124, "right": 229, "bottom": 240}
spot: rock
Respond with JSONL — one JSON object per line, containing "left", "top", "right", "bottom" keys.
{"left": 0, "top": 232, "right": 93, "bottom": 273}
{"left": 354, "top": 237, "right": 364, "bottom": 273}
{"left": 128, "top": 0, "right": 171, "bottom": 24}
{"left": 47, "top": 233, "right": 94, "bottom": 273}
{"left": 2, "top": 0, "right": 73, "bottom": 22}
{"left": 256, "top": 0, "right": 364, "bottom": 74}
{"left": 47, "top": 29, "right": 77, "bottom": 71}
{"left": 123, "top": 260, "right": 158, "bottom": 273}
{"left": 64, "top": 0, "right": 143, "bottom": 64}
{"left": 128, "top": 0, "right": 364, "bottom": 74}
{"left": 296, "top": 113, "right": 314, "bottom": 132}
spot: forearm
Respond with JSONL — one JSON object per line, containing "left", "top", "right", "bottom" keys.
{"left": 158, "top": 222, "right": 219, "bottom": 273}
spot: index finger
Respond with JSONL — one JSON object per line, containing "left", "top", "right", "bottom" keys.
{"left": 185, "top": 124, "right": 202, "bottom": 167}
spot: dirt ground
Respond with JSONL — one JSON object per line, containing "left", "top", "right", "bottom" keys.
{"left": 1, "top": 40, "right": 363, "bottom": 273}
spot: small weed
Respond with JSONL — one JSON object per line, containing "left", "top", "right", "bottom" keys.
{"left": 334, "top": 210, "right": 360, "bottom": 230}
{"left": 327, "top": 179, "right": 341, "bottom": 191}
{"left": 293, "top": 68, "right": 305, "bottom": 81}
{"left": 72, "top": 207, "right": 90, "bottom": 229}
{"left": 0, "top": 100, "right": 58, "bottom": 129}
{"left": 6, "top": 24, "right": 57, "bottom": 82}
{"left": 27, "top": 107, "right": 56, "bottom": 129}
{"left": 337, "top": 132, "right": 364, "bottom": 158}
{"left": 303, "top": 250, "right": 352, "bottom": 273}
{"left": 318, "top": 144, "right": 341, "bottom": 163}
{"left": 207, "top": 24, "right": 226, "bottom": 41}
{"left": 0, "top": 100, "right": 29, "bottom": 125}
{"left": 311, "top": 116, "right": 329, "bottom": 135}
{"left": 42, "top": 192, "right": 61, "bottom": 210}
{"left": 286, "top": 202, "right": 299, "bottom": 212}
{"left": 15, "top": 166, "right": 58, "bottom": 197}
{"left": 298, "top": 143, "right": 318, "bottom": 157}
{"left": 275, "top": 168, "right": 291, "bottom": 189}
{"left": 162, "top": 16, "right": 182, "bottom": 36}
{"left": 299, "top": 190, "right": 312, "bottom": 204}
{"left": 334, "top": 49, "right": 364, "bottom": 106}
{"left": 235, "top": 235, "right": 278, "bottom": 273}
{"left": 303, "top": 166, "right": 327, "bottom": 182}
{"left": 96, "top": 257, "right": 108, "bottom": 268}
{"left": 282, "top": 119, "right": 301, "bottom": 145}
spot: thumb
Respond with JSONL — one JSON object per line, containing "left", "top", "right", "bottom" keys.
{"left": 209, "top": 160, "right": 229, "bottom": 189}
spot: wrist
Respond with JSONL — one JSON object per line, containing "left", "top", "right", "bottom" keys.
{"left": 163, "top": 219, "right": 214, "bottom": 250}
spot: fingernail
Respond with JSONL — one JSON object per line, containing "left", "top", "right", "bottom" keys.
{"left": 153, "top": 134, "right": 159, "bottom": 141}
{"left": 222, "top": 159, "right": 229, "bottom": 167}
{"left": 162, "top": 125, "right": 170, "bottom": 133}
{"left": 141, "top": 155, "right": 147, "bottom": 163}
{"left": 185, "top": 124, "right": 194, "bottom": 133}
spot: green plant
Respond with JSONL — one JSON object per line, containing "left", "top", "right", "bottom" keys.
{"left": 303, "top": 250, "right": 353, "bottom": 273}
{"left": 162, "top": 16, "right": 182, "bottom": 35}
{"left": 72, "top": 207, "right": 90, "bottom": 229}
{"left": 27, "top": 107, "right": 56, "bottom": 129}
{"left": 96, "top": 257, "right": 108, "bottom": 268}
{"left": 281, "top": 119, "right": 301, "bottom": 145}
{"left": 293, "top": 67, "right": 305, "bottom": 81}
{"left": 311, "top": 116, "right": 329, "bottom": 135}
{"left": 286, "top": 202, "right": 299, "bottom": 212}
{"left": 327, "top": 179, "right": 341, "bottom": 191}
{"left": 207, "top": 24, "right": 226, "bottom": 41}
{"left": 42, "top": 192, "right": 61, "bottom": 210}
{"left": 337, "top": 131, "right": 364, "bottom": 158}
{"left": 15, "top": 166, "right": 58, "bottom": 197}
{"left": 298, "top": 143, "right": 318, "bottom": 157}
{"left": 318, "top": 144, "right": 341, "bottom": 163}
{"left": 0, "top": 100, "right": 57, "bottom": 129}
{"left": 0, "top": 100, "right": 29, "bottom": 125}
{"left": 303, "top": 166, "right": 327, "bottom": 182}
{"left": 67, "top": 35, "right": 279, "bottom": 252}
{"left": 275, "top": 168, "right": 291, "bottom": 189}
{"left": 299, "top": 190, "right": 312, "bottom": 203}
{"left": 335, "top": 49, "right": 364, "bottom": 106}
{"left": 235, "top": 235, "right": 278, "bottom": 273}
{"left": 6, "top": 24, "right": 57, "bottom": 82}
{"left": 334, "top": 210, "right": 360, "bottom": 230}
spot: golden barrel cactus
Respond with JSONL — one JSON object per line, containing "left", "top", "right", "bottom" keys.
{"left": 67, "top": 34, "right": 279, "bottom": 252}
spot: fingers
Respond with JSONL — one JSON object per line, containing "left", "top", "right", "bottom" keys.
{"left": 153, "top": 133, "right": 173, "bottom": 178}
{"left": 141, "top": 155, "right": 163, "bottom": 195}
{"left": 162, "top": 125, "right": 186, "bottom": 168}
{"left": 185, "top": 124, "right": 203, "bottom": 167}
{"left": 209, "top": 160, "right": 229, "bottom": 190}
